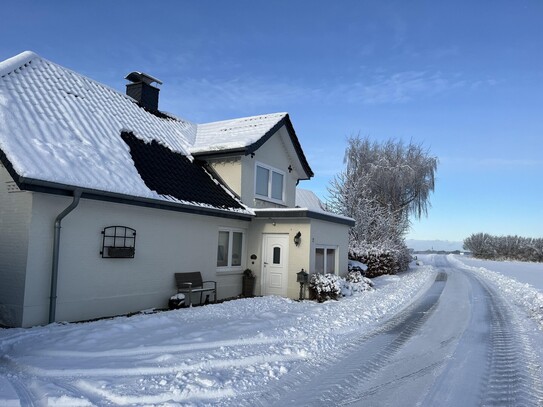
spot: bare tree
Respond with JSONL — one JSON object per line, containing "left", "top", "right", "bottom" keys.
{"left": 327, "top": 136, "right": 437, "bottom": 270}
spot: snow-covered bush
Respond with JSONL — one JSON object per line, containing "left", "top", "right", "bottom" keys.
{"left": 463, "top": 233, "right": 543, "bottom": 262}
{"left": 346, "top": 270, "right": 364, "bottom": 283}
{"left": 309, "top": 272, "right": 374, "bottom": 302}
{"left": 309, "top": 273, "right": 342, "bottom": 302}
{"left": 348, "top": 259, "right": 368, "bottom": 276}
{"left": 349, "top": 241, "right": 411, "bottom": 277}
{"left": 342, "top": 271, "right": 374, "bottom": 296}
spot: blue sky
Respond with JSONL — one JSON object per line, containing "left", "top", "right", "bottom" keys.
{"left": 2, "top": 0, "right": 542, "bottom": 242}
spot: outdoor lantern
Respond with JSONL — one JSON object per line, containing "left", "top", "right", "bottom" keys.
{"left": 293, "top": 231, "right": 302, "bottom": 247}
{"left": 296, "top": 269, "right": 309, "bottom": 300}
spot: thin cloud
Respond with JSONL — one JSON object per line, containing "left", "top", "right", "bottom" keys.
{"left": 162, "top": 70, "right": 490, "bottom": 119}
{"left": 442, "top": 156, "right": 543, "bottom": 171}
{"left": 333, "top": 71, "right": 467, "bottom": 104}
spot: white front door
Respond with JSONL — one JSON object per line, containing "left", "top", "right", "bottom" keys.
{"left": 262, "top": 234, "right": 289, "bottom": 297}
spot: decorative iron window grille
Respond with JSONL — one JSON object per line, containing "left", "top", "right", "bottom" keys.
{"left": 100, "top": 226, "right": 136, "bottom": 258}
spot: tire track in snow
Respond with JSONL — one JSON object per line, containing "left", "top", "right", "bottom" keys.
{"left": 241, "top": 272, "right": 447, "bottom": 407}
{"left": 1, "top": 356, "right": 41, "bottom": 407}
{"left": 472, "top": 272, "right": 543, "bottom": 406}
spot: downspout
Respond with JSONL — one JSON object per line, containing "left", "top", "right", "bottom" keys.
{"left": 49, "top": 189, "right": 82, "bottom": 324}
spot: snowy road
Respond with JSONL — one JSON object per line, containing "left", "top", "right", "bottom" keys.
{"left": 246, "top": 255, "right": 543, "bottom": 406}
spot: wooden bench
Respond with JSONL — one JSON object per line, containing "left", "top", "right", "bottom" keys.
{"left": 175, "top": 272, "right": 217, "bottom": 307}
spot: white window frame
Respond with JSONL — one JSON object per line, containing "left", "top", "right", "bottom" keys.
{"left": 254, "top": 162, "right": 285, "bottom": 203}
{"left": 314, "top": 245, "right": 339, "bottom": 275}
{"left": 217, "top": 228, "right": 246, "bottom": 272}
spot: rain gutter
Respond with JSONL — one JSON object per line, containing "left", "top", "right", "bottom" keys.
{"left": 49, "top": 189, "right": 82, "bottom": 324}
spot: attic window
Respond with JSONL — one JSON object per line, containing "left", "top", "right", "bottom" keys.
{"left": 255, "top": 163, "right": 284, "bottom": 202}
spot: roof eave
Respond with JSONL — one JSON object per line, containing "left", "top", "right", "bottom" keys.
{"left": 254, "top": 208, "right": 355, "bottom": 227}
{"left": 13, "top": 174, "right": 253, "bottom": 221}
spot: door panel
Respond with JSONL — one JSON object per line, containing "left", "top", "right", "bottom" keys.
{"left": 262, "top": 234, "right": 289, "bottom": 297}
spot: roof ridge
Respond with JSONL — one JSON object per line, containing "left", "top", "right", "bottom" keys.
{"left": 197, "top": 112, "right": 287, "bottom": 127}
{"left": 0, "top": 50, "right": 39, "bottom": 77}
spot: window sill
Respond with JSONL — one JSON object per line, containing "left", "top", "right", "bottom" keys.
{"left": 216, "top": 268, "right": 244, "bottom": 275}
{"left": 255, "top": 196, "right": 286, "bottom": 206}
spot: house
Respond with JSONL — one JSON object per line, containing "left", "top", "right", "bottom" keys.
{"left": 0, "top": 51, "right": 354, "bottom": 327}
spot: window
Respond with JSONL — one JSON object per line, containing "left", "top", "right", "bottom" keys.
{"left": 255, "top": 163, "right": 284, "bottom": 201}
{"left": 217, "top": 229, "right": 245, "bottom": 269}
{"left": 273, "top": 247, "right": 281, "bottom": 264}
{"left": 315, "top": 246, "right": 337, "bottom": 275}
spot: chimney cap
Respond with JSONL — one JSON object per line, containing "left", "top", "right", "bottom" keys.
{"left": 125, "top": 71, "right": 163, "bottom": 86}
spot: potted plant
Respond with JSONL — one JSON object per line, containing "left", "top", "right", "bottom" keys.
{"left": 242, "top": 268, "right": 256, "bottom": 297}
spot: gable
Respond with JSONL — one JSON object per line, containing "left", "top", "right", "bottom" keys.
{"left": 192, "top": 114, "right": 313, "bottom": 181}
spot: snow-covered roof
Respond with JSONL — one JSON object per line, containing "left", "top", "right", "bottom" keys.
{"left": 296, "top": 188, "right": 326, "bottom": 211}
{"left": 191, "top": 112, "right": 314, "bottom": 179}
{"left": 191, "top": 112, "right": 288, "bottom": 154}
{"left": 2, "top": 51, "right": 314, "bottom": 216}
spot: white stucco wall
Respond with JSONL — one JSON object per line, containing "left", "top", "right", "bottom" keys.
{"left": 308, "top": 218, "right": 351, "bottom": 278}
{"left": 208, "top": 157, "right": 242, "bottom": 197}
{"left": 0, "top": 166, "right": 32, "bottom": 327}
{"left": 240, "top": 129, "right": 299, "bottom": 208}
{"left": 247, "top": 215, "right": 351, "bottom": 300}
{"left": 247, "top": 218, "right": 311, "bottom": 299}
{"left": 21, "top": 193, "right": 250, "bottom": 327}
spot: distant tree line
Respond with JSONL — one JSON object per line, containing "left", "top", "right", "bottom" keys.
{"left": 463, "top": 233, "right": 543, "bottom": 262}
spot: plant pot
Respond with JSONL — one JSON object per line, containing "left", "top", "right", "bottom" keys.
{"left": 242, "top": 276, "right": 256, "bottom": 297}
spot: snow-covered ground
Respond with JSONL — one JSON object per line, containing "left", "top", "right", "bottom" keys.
{"left": 0, "top": 265, "right": 434, "bottom": 406}
{"left": 451, "top": 254, "right": 543, "bottom": 290}
{"left": 1, "top": 256, "right": 542, "bottom": 406}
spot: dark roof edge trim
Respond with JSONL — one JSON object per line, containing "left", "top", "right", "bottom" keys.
{"left": 192, "top": 115, "right": 314, "bottom": 179}
{"left": 15, "top": 176, "right": 253, "bottom": 221}
{"left": 246, "top": 115, "right": 314, "bottom": 179}
{"left": 192, "top": 148, "right": 246, "bottom": 159}
{"left": 255, "top": 209, "right": 355, "bottom": 226}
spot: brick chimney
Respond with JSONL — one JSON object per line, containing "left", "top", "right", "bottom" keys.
{"left": 125, "top": 71, "right": 163, "bottom": 111}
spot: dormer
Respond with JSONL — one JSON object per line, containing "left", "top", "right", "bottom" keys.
{"left": 190, "top": 113, "right": 313, "bottom": 209}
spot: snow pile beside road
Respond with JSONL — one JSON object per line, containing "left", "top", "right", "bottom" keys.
{"left": 0, "top": 266, "right": 434, "bottom": 406}
{"left": 448, "top": 255, "right": 543, "bottom": 330}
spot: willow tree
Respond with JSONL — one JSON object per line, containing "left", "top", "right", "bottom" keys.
{"left": 328, "top": 136, "right": 437, "bottom": 264}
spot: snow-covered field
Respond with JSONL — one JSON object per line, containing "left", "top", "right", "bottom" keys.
{"left": 451, "top": 254, "right": 543, "bottom": 290}
{"left": 1, "top": 256, "right": 542, "bottom": 406}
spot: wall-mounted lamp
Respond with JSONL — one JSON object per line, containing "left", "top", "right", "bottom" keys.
{"left": 288, "top": 165, "right": 293, "bottom": 173}
{"left": 294, "top": 231, "right": 302, "bottom": 247}
{"left": 250, "top": 152, "right": 255, "bottom": 158}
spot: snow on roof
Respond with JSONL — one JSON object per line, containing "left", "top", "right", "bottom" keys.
{"left": 296, "top": 188, "right": 326, "bottom": 211}
{"left": 191, "top": 112, "right": 288, "bottom": 154}
{"left": 0, "top": 51, "right": 254, "bottom": 214}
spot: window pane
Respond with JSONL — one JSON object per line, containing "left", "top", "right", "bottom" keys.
{"left": 271, "top": 172, "right": 283, "bottom": 200}
{"left": 315, "top": 248, "right": 325, "bottom": 274}
{"left": 217, "top": 231, "right": 229, "bottom": 267}
{"left": 232, "top": 232, "right": 243, "bottom": 267}
{"left": 256, "top": 166, "right": 269, "bottom": 196}
{"left": 326, "top": 249, "right": 336, "bottom": 274}
{"left": 273, "top": 247, "right": 281, "bottom": 264}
